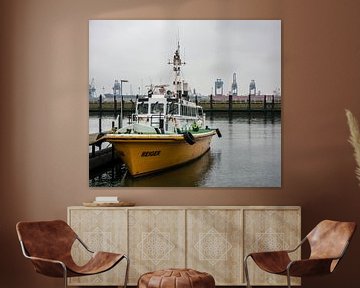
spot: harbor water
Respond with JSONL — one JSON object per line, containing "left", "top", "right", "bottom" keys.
{"left": 89, "top": 113, "right": 281, "bottom": 187}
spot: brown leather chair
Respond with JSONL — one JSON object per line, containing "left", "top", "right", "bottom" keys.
{"left": 244, "top": 220, "right": 356, "bottom": 288}
{"left": 16, "top": 220, "right": 129, "bottom": 288}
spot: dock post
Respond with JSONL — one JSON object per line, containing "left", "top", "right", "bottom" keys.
{"left": 210, "top": 94, "right": 213, "bottom": 110}
{"left": 91, "top": 144, "right": 95, "bottom": 158}
{"left": 131, "top": 99, "right": 136, "bottom": 114}
{"left": 229, "top": 94, "right": 233, "bottom": 112}
{"left": 119, "top": 95, "right": 123, "bottom": 129}
{"left": 248, "top": 94, "right": 251, "bottom": 111}
{"left": 263, "top": 95, "right": 267, "bottom": 112}
{"left": 111, "top": 143, "right": 115, "bottom": 168}
{"left": 272, "top": 95, "right": 275, "bottom": 111}
{"left": 99, "top": 94, "right": 103, "bottom": 133}
{"left": 114, "top": 95, "right": 117, "bottom": 123}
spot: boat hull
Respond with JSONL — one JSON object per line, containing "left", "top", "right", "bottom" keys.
{"left": 104, "top": 131, "right": 216, "bottom": 177}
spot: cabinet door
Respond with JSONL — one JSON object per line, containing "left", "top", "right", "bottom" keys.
{"left": 243, "top": 208, "right": 301, "bottom": 286}
{"left": 128, "top": 209, "right": 186, "bottom": 284}
{"left": 187, "top": 209, "right": 243, "bottom": 285}
{"left": 68, "top": 208, "right": 127, "bottom": 286}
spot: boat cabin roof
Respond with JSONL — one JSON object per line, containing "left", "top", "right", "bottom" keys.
{"left": 138, "top": 97, "right": 198, "bottom": 108}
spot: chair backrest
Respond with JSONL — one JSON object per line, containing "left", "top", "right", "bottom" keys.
{"left": 16, "top": 220, "right": 77, "bottom": 261}
{"left": 307, "top": 220, "right": 356, "bottom": 261}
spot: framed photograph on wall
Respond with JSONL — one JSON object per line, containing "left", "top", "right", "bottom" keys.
{"left": 89, "top": 20, "right": 281, "bottom": 188}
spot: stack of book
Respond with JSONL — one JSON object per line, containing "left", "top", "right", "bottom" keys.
{"left": 83, "top": 196, "right": 134, "bottom": 207}
{"left": 93, "top": 196, "right": 119, "bottom": 204}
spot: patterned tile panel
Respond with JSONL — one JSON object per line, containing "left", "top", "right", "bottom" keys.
{"left": 244, "top": 209, "right": 301, "bottom": 286}
{"left": 128, "top": 209, "right": 186, "bottom": 284}
{"left": 68, "top": 208, "right": 127, "bottom": 286}
{"left": 187, "top": 209, "right": 243, "bottom": 285}
{"left": 138, "top": 227, "right": 175, "bottom": 264}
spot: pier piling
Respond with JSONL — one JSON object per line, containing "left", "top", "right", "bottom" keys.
{"left": 113, "top": 96, "right": 117, "bottom": 121}
{"left": 99, "top": 94, "right": 103, "bottom": 133}
{"left": 263, "top": 95, "right": 266, "bottom": 111}
{"left": 229, "top": 94, "right": 233, "bottom": 112}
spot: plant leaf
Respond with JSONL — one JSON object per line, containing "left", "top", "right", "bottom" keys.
{"left": 345, "top": 109, "right": 360, "bottom": 185}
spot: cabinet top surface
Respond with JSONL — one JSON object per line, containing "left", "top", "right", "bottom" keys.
{"left": 68, "top": 205, "right": 301, "bottom": 210}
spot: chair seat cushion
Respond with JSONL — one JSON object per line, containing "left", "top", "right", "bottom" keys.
{"left": 138, "top": 268, "right": 215, "bottom": 288}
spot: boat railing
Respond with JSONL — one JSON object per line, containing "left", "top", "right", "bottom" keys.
{"left": 129, "top": 113, "right": 167, "bottom": 129}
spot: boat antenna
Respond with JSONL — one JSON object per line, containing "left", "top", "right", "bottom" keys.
{"left": 177, "top": 27, "right": 180, "bottom": 48}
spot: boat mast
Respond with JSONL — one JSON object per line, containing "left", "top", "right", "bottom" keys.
{"left": 169, "top": 42, "right": 185, "bottom": 99}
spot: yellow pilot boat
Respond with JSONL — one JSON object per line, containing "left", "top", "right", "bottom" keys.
{"left": 101, "top": 43, "right": 221, "bottom": 177}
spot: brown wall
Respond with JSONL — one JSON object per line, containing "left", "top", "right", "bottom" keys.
{"left": 1, "top": 0, "right": 360, "bottom": 287}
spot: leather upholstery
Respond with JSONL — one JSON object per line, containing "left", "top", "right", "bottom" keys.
{"left": 250, "top": 251, "right": 291, "bottom": 274}
{"left": 307, "top": 220, "right": 356, "bottom": 260}
{"left": 16, "top": 220, "right": 124, "bottom": 278}
{"left": 138, "top": 269, "right": 215, "bottom": 288}
{"left": 249, "top": 220, "right": 356, "bottom": 277}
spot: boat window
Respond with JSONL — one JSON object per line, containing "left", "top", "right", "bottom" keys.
{"left": 138, "top": 103, "right": 149, "bottom": 114}
{"left": 153, "top": 86, "right": 166, "bottom": 95}
{"left": 167, "top": 102, "right": 179, "bottom": 114}
{"left": 151, "top": 103, "right": 164, "bottom": 114}
{"left": 180, "top": 105, "right": 197, "bottom": 117}
{"left": 198, "top": 108, "right": 203, "bottom": 116}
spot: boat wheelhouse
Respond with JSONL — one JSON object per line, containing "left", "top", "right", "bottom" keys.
{"left": 126, "top": 84, "right": 206, "bottom": 135}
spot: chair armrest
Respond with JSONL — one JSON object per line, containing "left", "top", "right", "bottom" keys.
{"left": 245, "top": 236, "right": 306, "bottom": 258}
{"left": 19, "top": 240, "right": 67, "bottom": 277}
{"left": 25, "top": 255, "right": 67, "bottom": 277}
{"left": 285, "top": 237, "right": 307, "bottom": 253}
{"left": 287, "top": 258, "right": 336, "bottom": 277}
{"left": 26, "top": 255, "right": 66, "bottom": 268}
{"left": 247, "top": 250, "right": 290, "bottom": 258}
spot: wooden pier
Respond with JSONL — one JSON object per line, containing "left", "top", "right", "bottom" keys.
{"left": 89, "top": 131, "right": 121, "bottom": 171}
{"left": 89, "top": 94, "right": 281, "bottom": 114}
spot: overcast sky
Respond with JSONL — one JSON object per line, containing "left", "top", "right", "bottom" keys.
{"left": 89, "top": 20, "right": 280, "bottom": 96}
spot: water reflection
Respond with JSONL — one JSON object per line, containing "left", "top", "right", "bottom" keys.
{"left": 89, "top": 150, "right": 217, "bottom": 187}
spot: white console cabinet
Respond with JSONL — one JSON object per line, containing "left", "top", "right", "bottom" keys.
{"left": 67, "top": 206, "right": 301, "bottom": 286}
